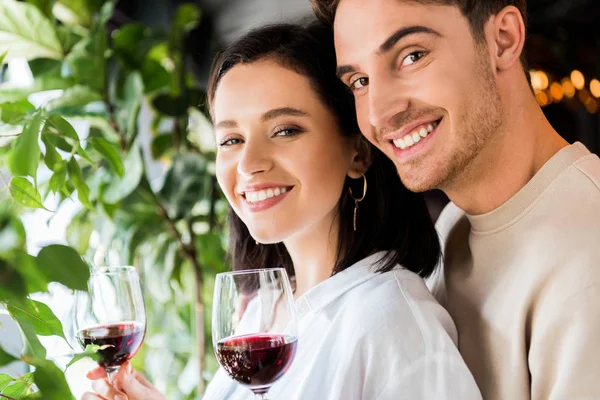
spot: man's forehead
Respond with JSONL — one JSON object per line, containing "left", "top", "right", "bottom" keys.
{"left": 333, "top": 0, "right": 451, "bottom": 61}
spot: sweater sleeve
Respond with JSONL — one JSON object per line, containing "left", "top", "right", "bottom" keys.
{"left": 528, "top": 283, "right": 600, "bottom": 399}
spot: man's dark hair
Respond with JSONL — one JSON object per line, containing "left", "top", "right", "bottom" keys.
{"left": 207, "top": 21, "right": 441, "bottom": 279}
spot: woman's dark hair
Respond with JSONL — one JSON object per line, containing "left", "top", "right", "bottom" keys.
{"left": 207, "top": 21, "right": 441, "bottom": 279}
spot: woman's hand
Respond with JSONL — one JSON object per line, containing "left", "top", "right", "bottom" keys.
{"left": 82, "top": 362, "right": 167, "bottom": 400}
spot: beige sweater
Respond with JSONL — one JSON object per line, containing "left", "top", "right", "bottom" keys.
{"left": 428, "top": 143, "right": 600, "bottom": 400}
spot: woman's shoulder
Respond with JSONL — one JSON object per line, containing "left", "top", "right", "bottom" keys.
{"left": 334, "top": 262, "right": 459, "bottom": 354}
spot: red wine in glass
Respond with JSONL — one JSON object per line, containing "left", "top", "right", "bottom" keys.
{"left": 74, "top": 266, "right": 146, "bottom": 383}
{"left": 77, "top": 322, "right": 145, "bottom": 369}
{"left": 213, "top": 268, "right": 298, "bottom": 399}
{"left": 216, "top": 334, "right": 298, "bottom": 393}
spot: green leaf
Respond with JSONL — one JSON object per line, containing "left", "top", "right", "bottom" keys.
{"left": 15, "top": 318, "right": 47, "bottom": 361}
{"left": 150, "top": 133, "right": 174, "bottom": 159}
{"left": 14, "top": 251, "right": 48, "bottom": 294}
{"left": 36, "top": 244, "right": 90, "bottom": 291}
{"left": 173, "top": 4, "right": 202, "bottom": 35}
{"left": 152, "top": 88, "right": 203, "bottom": 117}
{"left": 89, "top": 137, "right": 123, "bottom": 177}
{"left": 32, "top": 359, "right": 74, "bottom": 400}
{"left": 159, "top": 154, "right": 210, "bottom": 219}
{"left": 102, "top": 144, "right": 144, "bottom": 204}
{"left": 0, "top": 100, "right": 35, "bottom": 124}
{"left": 9, "top": 110, "right": 43, "bottom": 179}
{"left": 0, "top": 374, "right": 14, "bottom": 391}
{"left": 43, "top": 132, "right": 73, "bottom": 152}
{"left": 65, "top": 344, "right": 105, "bottom": 369}
{"left": 42, "top": 135, "right": 61, "bottom": 171}
{"left": 63, "top": 28, "right": 106, "bottom": 92}
{"left": 0, "top": 214, "right": 26, "bottom": 256}
{"left": 45, "top": 86, "right": 102, "bottom": 113}
{"left": 45, "top": 114, "right": 78, "bottom": 141}
{"left": 7, "top": 299, "right": 66, "bottom": 340}
{"left": 26, "top": 0, "right": 55, "bottom": 19}
{"left": 112, "top": 23, "right": 157, "bottom": 69}
{"left": 67, "top": 158, "right": 93, "bottom": 209}
{"left": 48, "top": 160, "right": 67, "bottom": 194}
{"left": 9, "top": 177, "right": 46, "bottom": 210}
{"left": 0, "top": 0, "right": 63, "bottom": 61}
{"left": 2, "top": 380, "right": 29, "bottom": 398}
{"left": 0, "top": 259, "right": 28, "bottom": 304}
{"left": 66, "top": 210, "right": 93, "bottom": 254}
{"left": 54, "top": 0, "right": 104, "bottom": 27}
{"left": 119, "top": 72, "right": 144, "bottom": 140}
{"left": 0, "top": 51, "right": 6, "bottom": 66}
{"left": 0, "top": 346, "right": 18, "bottom": 367}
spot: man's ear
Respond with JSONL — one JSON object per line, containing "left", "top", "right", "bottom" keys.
{"left": 487, "top": 5, "right": 526, "bottom": 72}
{"left": 348, "top": 136, "right": 373, "bottom": 179}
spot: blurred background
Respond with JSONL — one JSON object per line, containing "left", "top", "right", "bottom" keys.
{"left": 0, "top": 0, "right": 599, "bottom": 398}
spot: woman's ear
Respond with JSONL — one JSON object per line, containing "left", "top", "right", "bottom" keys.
{"left": 347, "top": 136, "right": 372, "bottom": 179}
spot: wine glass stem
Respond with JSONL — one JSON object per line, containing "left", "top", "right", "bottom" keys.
{"left": 105, "top": 366, "right": 120, "bottom": 384}
{"left": 254, "top": 394, "right": 268, "bottom": 400}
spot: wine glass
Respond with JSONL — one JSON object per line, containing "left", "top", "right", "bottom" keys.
{"left": 74, "top": 266, "right": 146, "bottom": 383}
{"left": 212, "top": 268, "right": 298, "bottom": 400}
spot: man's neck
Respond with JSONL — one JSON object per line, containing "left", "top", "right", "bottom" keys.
{"left": 445, "top": 95, "right": 568, "bottom": 216}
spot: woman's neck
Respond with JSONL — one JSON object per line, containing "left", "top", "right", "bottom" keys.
{"left": 284, "top": 211, "right": 340, "bottom": 298}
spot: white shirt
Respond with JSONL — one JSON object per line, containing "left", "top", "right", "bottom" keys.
{"left": 203, "top": 252, "right": 482, "bottom": 400}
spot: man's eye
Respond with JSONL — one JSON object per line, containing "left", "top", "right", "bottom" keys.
{"left": 401, "top": 51, "right": 426, "bottom": 67}
{"left": 219, "top": 138, "right": 242, "bottom": 147}
{"left": 350, "top": 77, "right": 369, "bottom": 91}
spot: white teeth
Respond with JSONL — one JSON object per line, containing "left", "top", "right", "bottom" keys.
{"left": 393, "top": 138, "right": 406, "bottom": 149}
{"left": 244, "top": 187, "right": 289, "bottom": 203}
{"left": 391, "top": 121, "right": 440, "bottom": 150}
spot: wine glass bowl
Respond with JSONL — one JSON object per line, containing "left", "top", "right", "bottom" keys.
{"left": 74, "top": 266, "right": 146, "bottom": 382}
{"left": 212, "top": 268, "right": 298, "bottom": 399}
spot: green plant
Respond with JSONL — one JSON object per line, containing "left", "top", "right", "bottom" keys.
{"left": 0, "top": 0, "right": 226, "bottom": 398}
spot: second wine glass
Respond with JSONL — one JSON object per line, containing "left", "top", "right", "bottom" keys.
{"left": 212, "top": 268, "right": 298, "bottom": 400}
{"left": 74, "top": 266, "right": 146, "bottom": 383}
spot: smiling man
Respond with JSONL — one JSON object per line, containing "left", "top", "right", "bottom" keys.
{"left": 312, "top": 0, "right": 600, "bottom": 398}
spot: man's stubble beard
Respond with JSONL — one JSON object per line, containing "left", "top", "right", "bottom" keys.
{"left": 397, "top": 51, "right": 505, "bottom": 194}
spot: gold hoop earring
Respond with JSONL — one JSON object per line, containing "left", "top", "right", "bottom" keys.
{"left": 348, "top": 173, "right": 367, "bottom": 231}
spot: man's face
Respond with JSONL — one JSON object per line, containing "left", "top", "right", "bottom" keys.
{"left": 334, "top": 0, "right": 504, "bottom": 192}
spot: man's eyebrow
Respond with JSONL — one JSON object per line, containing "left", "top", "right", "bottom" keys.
{"left": 336, "top": 65, "right": 356, "bottom": 79}
{"left": 336, "top": 25, "right": 442, "bottom": 79}
{"left": 378, "top": 25, "right": 442, "bottom": 54}
{"left": 261, "top": 107, "right": 308, "bottom": 121}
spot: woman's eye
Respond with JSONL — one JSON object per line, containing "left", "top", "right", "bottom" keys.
{"left": 219, "top": 138, "right": 243, "bottom": 147}
{"left": 401, "top": 51, "right": 426, "bottom": 67}
{"left": 274, "top": 128, "right": 300, "bottom": 137}
{"left": 350, "top": 77, "right": 369, "bottom": 91}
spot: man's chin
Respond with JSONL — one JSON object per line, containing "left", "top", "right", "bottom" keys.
{"left": 396, "top": 168, "right": 443, "bottom": 193}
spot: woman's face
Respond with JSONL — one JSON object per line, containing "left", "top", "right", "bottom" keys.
{"left": 213, "top": 59, "right": 358, "bottom": 244}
